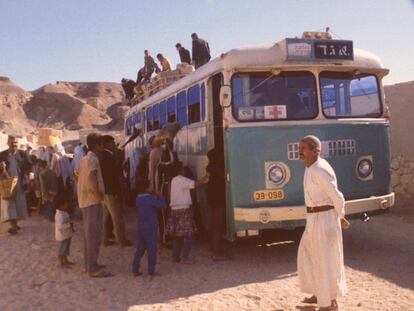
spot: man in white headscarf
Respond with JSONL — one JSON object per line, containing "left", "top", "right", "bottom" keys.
{"left": 72, "top": 144, "right": 86, "bottom": 202}
{"left": 72, "top": 144, "right": 86, "bottom": 176}
{"left": 297, "top": 135, "right": 350, "bottom": 311}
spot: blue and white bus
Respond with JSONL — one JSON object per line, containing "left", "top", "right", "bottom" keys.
{"left": 124, "top": 31, "right": 394, "bottom": 240}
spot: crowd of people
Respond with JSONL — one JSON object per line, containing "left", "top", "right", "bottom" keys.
{"left": 0, "top": 130, "right": 228, "bottom": 277}
{"left": 122, "top": 32, "right": 211, "bottom": 100}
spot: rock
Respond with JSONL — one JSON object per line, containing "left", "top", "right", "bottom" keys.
{"left": 400, "top": 174, "right": 412, "bottom": 185}
{"left": 31, "top": 244, "right": 41, "bottom": 250}
{"left": 391, "top": 158, "right": 400, "bottom": 170}
{"left": 407, "top": 183, "right": 414, "bottom": 195}
{"left": 403, "top": 167, "right": 412, "bottom": 175}
{"left": 391, "top": 171, "right": 400, "bottom": 187}
{"left": 394, "top": 184, "right": 406, "bottom": 194}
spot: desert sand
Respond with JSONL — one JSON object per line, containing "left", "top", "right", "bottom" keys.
{"left": 0, "top": 198, "right": 413, "bottom": 311}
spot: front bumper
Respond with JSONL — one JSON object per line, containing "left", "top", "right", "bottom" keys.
{"left": 233, "top": 192, "right": 395, "bottom": 223}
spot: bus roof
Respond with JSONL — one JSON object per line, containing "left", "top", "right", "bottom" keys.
{"left": 127, "top": 38, "right": 387, "bottom": 116}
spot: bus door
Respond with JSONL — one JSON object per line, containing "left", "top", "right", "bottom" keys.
{"left": 206, "top": 73, "right": 228, "bottom": 235}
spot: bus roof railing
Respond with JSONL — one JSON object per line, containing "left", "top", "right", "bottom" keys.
{"left": 130, "top": 64, "right": 194, "bottom": 107}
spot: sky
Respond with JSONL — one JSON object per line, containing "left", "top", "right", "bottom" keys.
{"left": 0, "top": 0, "right": 413, "bottom": 91}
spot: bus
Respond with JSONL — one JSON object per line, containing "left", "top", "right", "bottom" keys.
{"left": 124, "top": 31, "right": 394, "bottom": 240}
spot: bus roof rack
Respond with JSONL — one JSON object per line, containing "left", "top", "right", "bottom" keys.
{"left": 130, "top": 63, "right": 194, "bottom": 107}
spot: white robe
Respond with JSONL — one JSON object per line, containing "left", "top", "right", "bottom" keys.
{"left": 298, "top": 158, "right": 347, "bottom": 308}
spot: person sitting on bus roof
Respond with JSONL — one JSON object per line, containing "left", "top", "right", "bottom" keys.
{"left": 191, "top": 33, "right": 211, "bottom": 69}
{"left": 156, "top": 53, "right": 174, "bottom": 72}
{"left": 175, "top": 43, "right": 191, "bottom": 65}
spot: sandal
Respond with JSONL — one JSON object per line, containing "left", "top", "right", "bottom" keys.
{"left": 302, "top": 296, "right": 317, "bottom": 304}
{"left": 8, "top": 228, "right": 18, "bottom": 235}
{"left": 88, "top": 270, "right": 114, "bottom": 278}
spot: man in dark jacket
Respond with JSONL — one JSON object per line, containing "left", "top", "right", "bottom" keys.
{"left": 0, "top": 135, "right": 30, "bottom": 234}
{"left": 175, "top": 43, "right": 191, "bottom": 65}
{"left": 191, "top": 33, "right": 211, "bottom": 69}
{"left": 121, "top": 78, "right": 136, "bottom": 100}
{"left": 99, "top": 135, "right": 132, "bottom": 247}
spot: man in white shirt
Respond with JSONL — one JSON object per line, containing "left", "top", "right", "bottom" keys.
{"left": 297, "top": 135, "right": 350, "bottom": 311}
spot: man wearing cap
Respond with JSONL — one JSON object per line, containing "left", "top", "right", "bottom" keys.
{"left": 297, "top": 135, "right": 350, "bottom": 311}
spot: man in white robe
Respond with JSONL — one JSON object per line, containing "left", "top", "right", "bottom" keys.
{"left": 297, "top": 135, "right": 350, "bottom": 311}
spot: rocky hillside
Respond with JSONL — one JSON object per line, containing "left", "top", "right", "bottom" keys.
{"left": 0, "top": 77, "right": 125, "bottom": 135}
{"left": 0, "top": 77, "right": 35, "bottom": 135}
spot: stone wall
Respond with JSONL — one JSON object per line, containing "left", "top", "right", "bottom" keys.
{"left": 391, "top": 156, "right": 414, "bottom": 199}
{"left": 386, "top": 81, "right": 414, "bottom": 201}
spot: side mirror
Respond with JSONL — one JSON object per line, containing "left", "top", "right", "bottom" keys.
{"left": 220, "top": 85, "right": 232, "bottom": 108}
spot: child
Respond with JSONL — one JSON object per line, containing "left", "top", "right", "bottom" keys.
{"left": 55, "top": 184, "right": 74, "bottom": 268}
{"left": 132, "top": 179, "right": 166, "bottom": 278}
{"left": 166, "top": 162, "right": 208, "bottom": 264}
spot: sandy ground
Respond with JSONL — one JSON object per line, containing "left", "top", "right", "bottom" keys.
{"left": 0, "top": 201, "right": 413, "bottom": 311}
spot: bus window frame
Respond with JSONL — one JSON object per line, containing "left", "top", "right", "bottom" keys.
{"left": 177, "top": 90, "right": 188, "bottom": 126}
{"left": 160, "top": 100, "right": 167, "bottom": 127}
{"left": 188, "top": 84, "right": 201, "bottom": 124}
{"left": 201, "top": 82, "right": 206, "bottom": 121}
{"left": 153, "top": 103, "right": 160, "bottom": 130}
{"left": 167, "top": 96, "right": 177, "bottom": 123}
{"left": 319, "top": 71, "right": 383, "bottom": 119}
{"left": 230, "top": 70, "right": 319, "bottom": 122}
{"left": 146, "top": 106, "right": 153, "bottom": 132}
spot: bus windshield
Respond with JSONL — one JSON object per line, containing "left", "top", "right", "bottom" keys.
{"left": 231, "top": 71, "right": 317, "bottom": 121}
{"left": 320, "top": 72, "right": 382, "bottom": 118}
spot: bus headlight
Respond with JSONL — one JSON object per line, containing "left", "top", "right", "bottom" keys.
{"left": 265, "top": 162, "right": 291, "bottom": 188}
{"left": 356, "top": 156, "right": 373, "bottom": 180}
{"left": 268, "top": 165, "right": 285, "bottom": 184}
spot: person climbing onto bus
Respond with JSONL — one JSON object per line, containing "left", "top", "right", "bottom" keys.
{"left": 137, "top": 50, "right": 160, "bottom": 84}
{"left": 166, "top": 162, "right": 208, "bottom": 264}
{"left": 175, "top": 43, "right": 191, "bottom": 65}
{"left": 191, "top": 33, "right": 211, "bottom": 69}
{"left": 121, "top": 78, "right": 136, "bottom": 100}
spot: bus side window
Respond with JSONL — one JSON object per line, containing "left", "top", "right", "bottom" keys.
{"left": 201, "top": 83, "right": 206, "bottom": 121}
{"left": 160, "top": 100, "right": 167, "bottom": 127}
{"left": 136, "top": 111, "right": 141, "bottom": 129}
{"left": 188, "top": 84, "right": 201, "bottom": 124}
{"left": 153, "top": 103, "right": 160, "bottom": 130}
{"left": 167, "top": 96, "right": 176, "bottom": 123}
{"left": 177, "top": 90, "right": 188, "bottom": 126}
{"left": 146, "top": 106, "right": 153, "bottom": 131}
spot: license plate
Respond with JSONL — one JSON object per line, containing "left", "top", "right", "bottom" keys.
{"left": 253, "top": 189, "right": 284, "bottom": 201}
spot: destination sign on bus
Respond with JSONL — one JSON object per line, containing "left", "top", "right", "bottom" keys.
{"left": 286, "top": 38, "right": 353, "bottom": 61}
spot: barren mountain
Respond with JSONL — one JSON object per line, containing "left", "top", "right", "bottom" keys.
{"left": 0, "top": 77, "right": 35, "bottom": 135}
{"left": 0, "top": 77, "right": 125, "bottom": 135}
